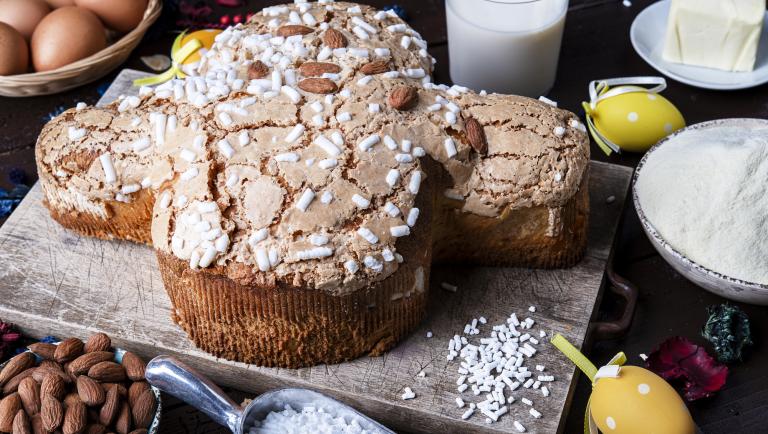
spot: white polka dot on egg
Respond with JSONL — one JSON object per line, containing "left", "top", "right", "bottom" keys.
{"left": 664, "top": 123, "right": 673, "bottom": 133}
{"left": 638, "top": 383, "right": 650, "bottom": 395}
{"left": 627, "top": 112, "right": 639, "bottom": 122}
{"left": 647, "top": 93, "right": 657, "bottom": 100}
{"left": 606, "top": 416, "right": 617, "bottom": 430}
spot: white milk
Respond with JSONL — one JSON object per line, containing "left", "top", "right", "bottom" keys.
{"left": 446, "top": 0, "right": 568, "bottom": 97}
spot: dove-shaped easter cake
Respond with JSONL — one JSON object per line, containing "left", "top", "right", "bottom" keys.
{"left": 35, "top": 2, "right": 589, "bottom": 367}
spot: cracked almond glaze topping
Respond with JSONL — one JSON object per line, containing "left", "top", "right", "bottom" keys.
{"left": 35, "top": 1, "right": 589, "bottom": 295}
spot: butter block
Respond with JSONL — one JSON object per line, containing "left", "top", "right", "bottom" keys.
{"left": 662, "top": 0, "right": 764, "bottom": 72}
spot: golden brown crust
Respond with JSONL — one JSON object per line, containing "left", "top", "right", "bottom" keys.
{"left": 433, "top": 169, "right": 589, "bottom": 268}
{"left": 159, "top": 251, "right": 430, "bottom": 366}
{"left": 43, "top": 189, "right": 155, "bottom": 245}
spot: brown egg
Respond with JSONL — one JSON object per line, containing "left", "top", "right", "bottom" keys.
{"left": 46, "top": 0, "right": 75, "bottom": 8}
{"left": 0, "top": 0, "right": 51, "bottom": 40}
{"left": 31, "top": 6, "right": 106, "bottom": 72}
{"left": 75, "top": 0, "right": 147, "bottom": 33}
{"left": 0, "top": 22, "right": 28, "bottom": 75}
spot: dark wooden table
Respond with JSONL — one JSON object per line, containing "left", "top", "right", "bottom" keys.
{"left": 1, "top": 1, "right": 766, "bottom": 432}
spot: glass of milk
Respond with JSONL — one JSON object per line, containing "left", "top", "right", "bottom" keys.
{"left": 446, "top": 0, "right": 569, "bottom": 97}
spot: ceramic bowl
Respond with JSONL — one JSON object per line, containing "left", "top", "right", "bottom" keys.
{"left": 0, "top": 346, "right": 162, "bottom": 433}
{"left": 633, "top": 118, "right": 768, "bottom": 305}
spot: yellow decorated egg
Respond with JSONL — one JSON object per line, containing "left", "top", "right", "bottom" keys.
{"left": 590, "top": 366, "right": 695, "bottom": 434}
{"left": 175, "top": 29, "right": 221, "bottom": 67}
{"left": 587, "top": 86, "right": 685, "bottom": 153}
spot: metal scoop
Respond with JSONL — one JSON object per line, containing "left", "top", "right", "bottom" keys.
{"left": 145, "top": 356, "right": 395, "bottom": 434}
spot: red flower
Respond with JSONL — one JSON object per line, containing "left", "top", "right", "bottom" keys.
{"left": 0, "top": 320, "right": 21, "bottom": 362}
{"left": 646, "top": 336, "right": 728, "bottom": 401}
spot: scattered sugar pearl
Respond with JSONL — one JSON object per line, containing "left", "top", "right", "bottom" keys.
{"left": 538, "top": 96, "right": 558, "bottom": 107}
{"left": 441, "top": 282, "right": 458, "bottom": 292}
{"left": 401, "top": 387, "right": 416, "bottom": 400}
{"left": 295, "top": 188, "right": 315, "bottom": 212}
{"left": 443, "top": 138, "right": 457, "bottom": 158}
{"left": 426, "top": 331, "right": 433, "bottom": 338}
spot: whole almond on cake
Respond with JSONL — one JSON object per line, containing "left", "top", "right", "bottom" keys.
{"left": 388, "top": 86, "right": 419, "bottom": 110}
{"left": 276, "top": 24, "right": 314, "bottom": 37}
{"left": 298, "top": 77, "right": 337, "bottom": 94}
{"left": 247, "top": 60, "right": 270, "bottom": 80}
{"left": 464, "top": 117, "right": 488, "bottom": 154}
{"left": 299, "top": 62, "right": 342, "bottom": 77}
{"left": 323, "top": 28, "right": 346, "bottom": 48}
{"left": 360, "top": 60, "right": 390, "bottom": 75}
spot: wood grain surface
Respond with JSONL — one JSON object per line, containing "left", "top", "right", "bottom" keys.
{"left": 0, "top": 69, "right": 632, "bottom": 433}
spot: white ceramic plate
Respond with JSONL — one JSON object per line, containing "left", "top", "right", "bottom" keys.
{"left": 630, "top": 0, "right": 768, "bottom": 90}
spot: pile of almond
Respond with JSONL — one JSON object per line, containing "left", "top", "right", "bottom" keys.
{"left": 0, "top": 333, "right": 156, "bottom": 434}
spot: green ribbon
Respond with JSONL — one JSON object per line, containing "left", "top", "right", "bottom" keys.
{"left": 551, "top": 334, "right": 626, "bottom": 434}
{"left": 133, "top": 31, "right": 203, "bottom": 87}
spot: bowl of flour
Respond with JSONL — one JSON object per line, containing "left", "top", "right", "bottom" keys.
{"left": 633, "top": 118, "right": 768, "bottom": 304}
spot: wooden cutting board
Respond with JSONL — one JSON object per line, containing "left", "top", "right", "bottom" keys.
{"left": 0, "top": 69, "right": 633, "bottom": 433}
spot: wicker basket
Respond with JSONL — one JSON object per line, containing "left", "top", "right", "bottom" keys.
{"left": 0, "top": 0, "right": 162, "bottom": 97}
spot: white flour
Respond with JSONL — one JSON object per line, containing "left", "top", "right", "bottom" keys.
{"left": 636, "top": 126, "right": 768, "bottom": 284}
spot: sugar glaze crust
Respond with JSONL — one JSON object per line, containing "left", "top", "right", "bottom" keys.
{"left": 35, "top": 2, "right": 590, "bottom": 296}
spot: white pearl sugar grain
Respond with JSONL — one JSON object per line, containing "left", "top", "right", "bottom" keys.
{"left": 249, "top": 404, "right": 382, "bottom": 434}
{"left": 636, "top": 126, "right": 768, "bottom": 284}
{"left": 441, "top": 305, "right": 554, "bottom": 426}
